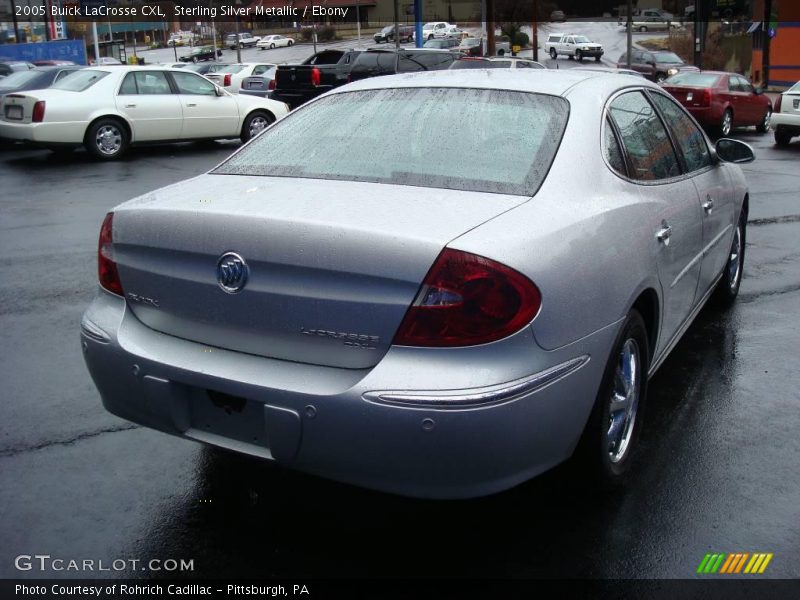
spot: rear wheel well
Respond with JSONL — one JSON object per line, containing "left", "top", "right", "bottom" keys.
{"left": 85, "top": 115, "right": 131, "bottom": 144}
{"left": 742, "top": 193, "right": 749, "bottom": 220}
{"left": 631, "top": 289, "right": 659, "bottom": 363}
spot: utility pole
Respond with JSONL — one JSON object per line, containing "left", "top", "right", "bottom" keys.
{"left": 532, "top": 0, "right": 538, "bottom": 61}
{"left": 393, "top": 0, "right": 400, "bottom": 51}
{"left": 486, "top": 0, "right": 495, "bottom": 56}
{"left": 626, "top": 0, "right": 633, "bottom": 68}
{"left": 92, "top": 21, "right": 100, "bottom": 63}
{"left": 763, "top": 0, "right": 772, "bottom": 88}
{"left": 356, "top": 0, "right": 361, "bottom": 47}
{"left": 235, "top": 0, "right": 242, "bottom": 63}
{"left": 11, "top": 0, "right": 21, "bottom": 43}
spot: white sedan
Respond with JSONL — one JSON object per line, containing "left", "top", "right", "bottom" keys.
{"left": 772, "top": 80, "right": 800, "bottom": 146}
{"left": 257, "top": 35, "right": 295, "bottom": 50}
{"left": 205, "top": 63, "right": 277, "bottom": 92}
{"left": 0, "top": 66, "right": 289, "bottom": 160}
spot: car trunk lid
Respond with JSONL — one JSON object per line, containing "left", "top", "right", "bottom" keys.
{"left": 112, "top": 174, "right": 528, "bottom": 369}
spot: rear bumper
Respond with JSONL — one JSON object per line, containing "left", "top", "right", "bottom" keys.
{"left": 81, "top": 291, "right": 619, "bottom": 499}
{"left": 0, "top": 120, "right": 85, "bottom": 145}
{"left": 772, "top": 112, "right": 800, "bottom": 131}
{"left": 576, "top": 49, "right": 603, "bottom": 57}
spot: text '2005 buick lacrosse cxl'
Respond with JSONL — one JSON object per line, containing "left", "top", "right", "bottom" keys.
{"left": 81, "top": 70, "right": 754, "bottom": 498}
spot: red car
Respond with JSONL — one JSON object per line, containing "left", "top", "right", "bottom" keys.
{"left": 662, "top": 71, "right": 772, "bottom": 137}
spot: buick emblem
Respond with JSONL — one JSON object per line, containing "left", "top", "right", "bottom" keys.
{"left": 216, "top": 252, "right": 249, "bottom": 294}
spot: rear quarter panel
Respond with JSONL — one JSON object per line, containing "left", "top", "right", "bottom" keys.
{"left": 450, "top": 85, "right": 662, "bottom": 351}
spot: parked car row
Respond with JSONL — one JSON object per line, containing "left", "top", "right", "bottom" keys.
{"left": 0, "top": 66, "right": 289, "bottom": 159}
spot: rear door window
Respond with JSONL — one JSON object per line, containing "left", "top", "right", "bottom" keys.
{"left": 608, "top": 91, "right": 681, "bottom": 181}
{"left": 649, "top": 91, "right": 712, "bottom": 173}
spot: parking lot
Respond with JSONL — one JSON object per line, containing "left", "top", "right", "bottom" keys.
{"left": 1, "top": 79, "right": 799, "bottom": 584}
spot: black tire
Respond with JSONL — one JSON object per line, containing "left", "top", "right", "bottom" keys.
{"left": 639, "top": 25, "right": 648, "bottom": 32}
{"left": 711, "top": 211, "right": 746, "bottom": 307}
{"left": 718, "top": 108, "right": 733, "bottom": 137}
{"left": 240, "top": 111, "right": 275, "bottom": 143}
{"left": 549, "top": 47, "right": 557, "bottom": 59}
{"left": 774, "top": 127, "right": 792, "bottom": 146}
{"left": 497, "top": 49, "right": 505, "bottom": 56}
{"left": 427, "top": 34, "right": 434, "bottom": 40}
{"left": 192, "top": 56, "right": 198, "bottom": 63}
{"left": 595, "top": 55, "right": 601, "bottom": 62}
{"left": 574, "top": 310, "right": 649, "bottom": 487}
{"left": 84, "top": 118, "right": 128, "bottom": 161}
{"left": 288, "top": 40, "right": 293, "bottom": 46}
{"left": 655, "top": 72, "right": 667, "bottom": 83}
{"left": 575, "top": 50, "right": 583, "bottom": 61}
{"left": 568, "top": 54, "right": 574, "bottom": 60}
{"left": 239, "top": 42, "right": 244, "bottom": 49}
{"left": 270, "top": 43, "right": 275, "bottom": 49}
{"left": 756, "top": 109, "right": 771, "bottom": 134}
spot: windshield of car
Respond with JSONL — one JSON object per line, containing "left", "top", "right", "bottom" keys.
{"left": 462, "top": 38, "right": 480, "bottom": 46}
{"left": 787, "top": 81, "right": 800, "bottom": 93}
{"left": 666, "top": 72, "right": 720, "bottom": 87}
{"left": 381, "top": 26, "right": 393, "bottom": 34}
{"left": 50, "top": 69, "right": 109, "bottom": 91}
{"left": 217, "top": 64, "right": 246, "bottom": 74}
{"left": 655, "top": 52, "right": 683, "bottom": 64}
{"left": 573, "top": 36, "right": 591, "bottom": 43}
{"left": 0, "top": 70, "right": 42, "bottom": 88}
{"left": 213, "top": 87, "right": 568, "bottom": 196}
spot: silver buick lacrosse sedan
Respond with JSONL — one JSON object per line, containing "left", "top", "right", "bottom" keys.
{"left": 81, "top": 70, "right": 753, "bottom": 498}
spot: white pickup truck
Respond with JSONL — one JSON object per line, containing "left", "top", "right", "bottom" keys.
{"left": 422, "top": 22, "right": 459, "bottom": 40}
{"left": 544, "top": 33, "right": 604, "bottom": 61}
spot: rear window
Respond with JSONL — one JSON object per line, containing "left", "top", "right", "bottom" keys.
{"left": 217, "top": 64, "right": 246, "bottom": 74}
{"left": 51, "top": 69, "right": 108, "bottom": 91}
{"left": 213, "top": 87, "right": 569, "bottom": 196}
{"left": 666, "top": 72, "right": 721, "bottom": 87}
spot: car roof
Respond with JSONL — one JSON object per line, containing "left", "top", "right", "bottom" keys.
{"left": 334, "top": 69, "right": 659, "bottom": 97}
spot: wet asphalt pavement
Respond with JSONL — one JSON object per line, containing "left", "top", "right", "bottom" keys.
{"left": 0, "top": 130, "right": 798, "bottom": 582}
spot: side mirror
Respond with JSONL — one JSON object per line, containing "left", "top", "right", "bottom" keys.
{"left": 715, "top": 138, "right": 755, "bottom": 164}
{"left": 754, "top": 86, "right": 763, "bottom": 95}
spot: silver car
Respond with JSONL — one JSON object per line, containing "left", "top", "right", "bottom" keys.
{"left": 81, "top": 70, "right": 753, "bottom": 498}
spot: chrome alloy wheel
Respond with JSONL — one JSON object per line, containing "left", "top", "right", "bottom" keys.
{"left": 762, "top": 110, "right": 772, "bottom": 130}
{"left": 728, "top": 222, "right": 743, "bottom": 291}
{"left": 721, "top": 111, "right": 732, "bottom": 136}
{"left": 607, "top": 338, "right": 641, "bottom": 464}
{"left": 95, "top": 124, "right": 123, "bottom": 156}
{"left": 248, "top": 115, "right": 270, "bottom": 138}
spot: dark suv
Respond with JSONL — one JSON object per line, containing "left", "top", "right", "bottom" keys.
{"left": 373, "top": 24, "right": 415, "bottom": 44}
{"left": 616, "top": 50, "right": 698, "bottom": 83}
{"left": 348, "top": 49, "right": 456, "bottom": 81}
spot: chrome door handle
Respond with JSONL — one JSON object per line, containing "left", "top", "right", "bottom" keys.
{"left": 187, "top": 103, "right": 197, "bottom": 107}
{"left": 124, "top": 104, "right": 136, "bottom": 108}
{"left": 703, "top": 197, "right": 714, "bottom": 213}
{"left": 656, "top": 224, "right": 673, "bottom": 243}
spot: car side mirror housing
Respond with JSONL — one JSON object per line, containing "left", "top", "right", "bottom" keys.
{"left": 214, "top": 85, "right": 224, "bottom": 97}
{"left": 754, "top": 86, "right": 763, "bottom": 95}
{"left": 715, "top": 138, "right": 755, "bottom": 164}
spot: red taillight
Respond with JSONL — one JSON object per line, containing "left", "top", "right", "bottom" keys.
{"left": 310, "top": 67, "right": 321, "bottom": 86}
{"left": 223, "top": 73, "right": 232, "bottom": 87}
{"left": 98, "top": 212, "right": 123, "bottom": 296}
{"left": 268, "top": 78, "right": 276, "bottom": 91}
{"left": 774, "top": 94, "right": 782, "bottom": 112}
{"left": 393, "top": 249, "right": 541, "bottom": 347}
{"left": 32, "top": 100, "right": 45, "bottom": 122}
{"left": 347, "top": 73, "right": 353, "bottom": 83}
{"left": 701, "top": 88, "right": 712, "bottom": 107}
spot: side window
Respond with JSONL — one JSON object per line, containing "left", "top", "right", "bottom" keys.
{"left": 133, "top": 71, "right": 172, "bottom": 95}
{"left": 171, "top": 71, "right": 216, "bottom": 95}
{"left": 516, "top": 61, "right": 532, "bottom": 68}
{"left": 417, "top": 52, "right": 454, "bottom": 70}
{"left": 632, "top": 50, "right": 643, "bottom": 62}
{"left": 728, "top": 76, "right": 741, "bottom": 92}
{"left": 608, "top": 91, "right": 681, "bottom": 181}
{"left": 54, "top": 70, "right": 73, "bottom": 82}
{"left": 643, "top": 53, "right": 654, "bottom": 64}
{"left": 252, "top": 65, "right": 270, "bottom": 76}
{"left": 604, "top": 118, "right": 627, "bottom": 176}
{"left": 650, "top": 92, "right": 712, "bottom": 173}
{"left": 738, "top": 76, "right": 754, "bottom": 93}
{"left": 119, "top": 72, "right": 138, "bottom": 95}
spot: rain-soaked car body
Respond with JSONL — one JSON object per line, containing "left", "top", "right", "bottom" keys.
{"left": 81, "top": 70, "right": 752, "bottom": 498}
